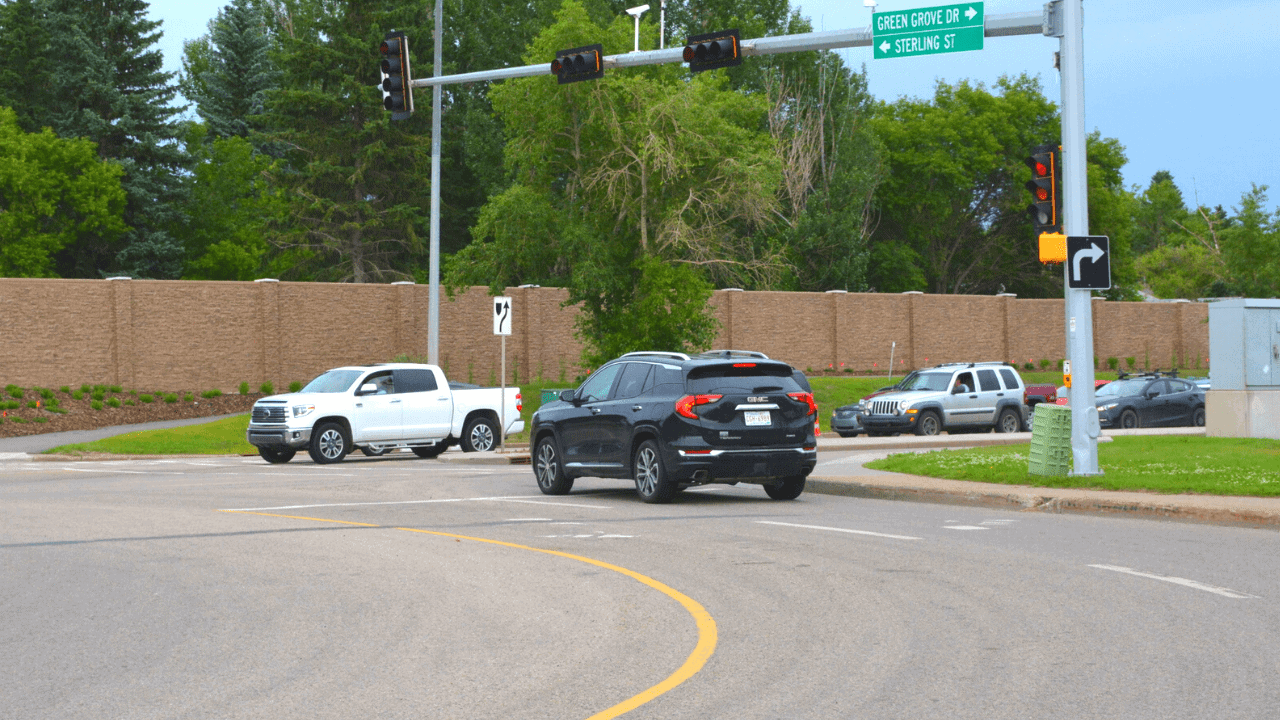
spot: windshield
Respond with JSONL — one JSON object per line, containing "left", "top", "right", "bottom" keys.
{"left": 897, "top": 372, "right": 952, "bottom": 392}
{"left": 301, "top": 369, "right": 362, "bottom": 394}
{"left": 1095, "top": 378, "right": 1148, "bottom": 398}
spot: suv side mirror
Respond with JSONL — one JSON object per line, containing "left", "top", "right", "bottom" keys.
{"left": 357, "top": 383, "right": 378, "bottom": 396}
{"left": 559, "top": 389, "right": 577, "bottom": 403}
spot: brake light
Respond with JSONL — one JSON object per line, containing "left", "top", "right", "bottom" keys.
{"left": 788, "top": 391, "right": 818, "bottom": 416}
{"left": 683, "top": 449, "right": 712, "bottom": 455}
{"left": 516, "top": 392, "right": 522, "bottom": 412}
{"left": 675, "top": 394, "right": 722, "bottom": 419}
{"left": 732, "top": 363, "right": 756, "bottom": 367}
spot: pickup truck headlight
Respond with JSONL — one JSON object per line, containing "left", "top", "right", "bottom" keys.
{"left": 292, "top": 405, "right": 315, "bottom": 418}
{"left": 1097, "top": 402, "right": 1117, "bottom": 412}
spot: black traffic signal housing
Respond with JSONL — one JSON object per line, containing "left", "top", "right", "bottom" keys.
{"left": 551, "top": 44, "right": 604, "bottom": 84}
{"left": 1024, "top": 143, "right": 1061, "bottom": 234}
{"left": 683, "top": 30, "right": 742, "bottom": 73}
{"left": 380, "top": 31, "right": 413, "bottom": 120}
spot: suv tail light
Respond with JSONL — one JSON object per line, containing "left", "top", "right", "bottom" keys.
{"left": 788, "top": 391, "right": 818, "bottom": 417}
{"left": 516, "top": 392, "right": 522, "bottom": 412}
{"left": 675, "top": 394, "right": 722, "bottom": 419}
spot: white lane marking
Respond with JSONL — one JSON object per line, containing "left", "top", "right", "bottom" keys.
{"left": 541, "top": 532, "right": 634, "bottom": 539}
{"left": 505, "top": 518, "right": 553, "bottom": 522}
{"left": 58, "top": 467, "right": 152, "bottom": 474}
{"left": 1089, "top": 564, "right": 1259, "bottom": 599}
{"left": 756, "top": 520, "right": 921, "bottom": 541}
{"left": 223, "top": 495, "right": 612, "bottom": 512}
{"left": 944, "top": 525, "right": 989, "bottom": 531}
{"left": 980, "top": 519, "right": 1017, "bottom": 525}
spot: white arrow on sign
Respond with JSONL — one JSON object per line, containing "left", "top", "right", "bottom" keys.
{"left": 1072, "top": 242, "right": 1106, "bottom": 282}
{"left": 879, "top": 40, "right": 891, "bottom": 53}
{"left": 965, "top": 6, "right": 977, "bottom": 20}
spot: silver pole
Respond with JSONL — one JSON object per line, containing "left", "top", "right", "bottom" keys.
{"left": 1060, "top": 0, "right": 1100, "bottom": 475}
{"left": 428, "top": 0, "right": 443, "bottom": 365}
{"left": 500, "top": 335, "right": 506, "bottom": 451}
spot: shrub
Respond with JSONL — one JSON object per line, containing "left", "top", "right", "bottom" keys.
{"left": 38, "top": 387, "right": 54, "bottom": 400}
{"left": 91, "top": 390, "right": 105, "bottom": 402}
{"left": 289, "top": 381, "right": 303, "bottom": 393}
{"left": 45, "top": 396, "right": 59, "bottom": 407}
{"left": 139, "top": 394, "right": 154, "bottom": 403}
{"left": 163, "top": 393, "right": 178, "bottom": 403}
{"left": 59, "top": 386, "right": 70, "bottom": 394}
{"left": 201, "top": 389, "right": 222, "bottom": 399}
{"left": 1125, "top": 356, "right": 1136, "bottom": 369}
{"left": 1022, "top": 362, "right": 1035, "bottom": 371}
{"left": 259, "top": 381, "right": 274, "bottom": 395}
{"left": 90, "top": 400, "right": 103, "bottom": 410}
{"left": 5, "top": 400, "right": 17, "bottom": 410}
{"left": 109, "top": 385, "right": 122, "bottom": 393}
{"left": 239, "top": 382, "right": 249, "bottom": 395}
{"left": 107, "top": 398, "right": 121, "bottom": 408}
{"left": 12, "top": 417, "right": 25, "bottom": 423}
{"left": 7, "top": 385, "right": 22, "bottom": 399}
{"left": 72, "top": 390, "right": 83, "bottom": 400}
{"left": 26, "top": 400, "right": 37, "bottom": 409}
{"left": 1107, "top": 357, "right": 1119, "bottom": 370}
{"left": 184, "top": 392, "right": 194, "bottom": 402}
{"left": 80, "top": 384, "right": 91, "bottom": 393}
{"left": 1038, "top": 359, "right": 1051, "bottom": 370}
{"left": 124, "top": 400, "right": 135, "bottom": 406}
{"left": 93, "top": 384, "right": 106, "bottom": 393}
{"left": 34, "top": 417, "right": 47, "bottom": 423}
{"left": 47, "top": 407, "right": 67, "bottom": 414}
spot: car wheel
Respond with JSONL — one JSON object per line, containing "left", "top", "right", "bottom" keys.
{"left": 996, "top": 408, "right": 1021, "bottom": 434}
{"left": 1120, "top": 409, "right": 1139, "bottom": 430}
{"left": 308, "top": 422, "right": 349, "bottom": 464}
{"left": 534, "top": 437, "right": 573, "bottom": 495}
{"left": 764, "top": 475, "right": 806, "bottom": 500}
{"left": 360, "top": 446, "right": 390, "bottom": 457}
{"left": 1193, "top": 406, "right": 1205, "bottom": 427}
{"left": 412, "top": 445, "right": 444, "bottom": 459}
{"left": 461, "top": 416, "right": 498, "bottom": 452}
{"left": 914, "top": 410, "right": 941, "bottom": 436}
{"left": 633, "top": 440, "right": 676, "bottom": 504}
{"left": 258, "top": 446, "right": 295, "bottom": 464}
{"left": 1024, "top": 413, "right": 1034, "bottom": 433}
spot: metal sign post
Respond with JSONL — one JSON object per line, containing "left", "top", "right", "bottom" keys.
{"left": 494, "top": 296, "right": 512, "bottom": 450}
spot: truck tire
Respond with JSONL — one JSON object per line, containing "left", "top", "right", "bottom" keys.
{"left": 633, "top": 440, "right": 676, "bottom": 504}
{"left": 1120, "top": 409, "right": 1139, "bottom": 429}
{"left": 360, "top": 446, "right": 390, "bottom": 457}
{"left": 996, "top": 408, "right": 1021, "bottom": 433}
{"left": 308, "top": 421, "right": 349, "bottom": 464}
{"left": 914, "top": 410, "right": 941, "bottom": 436}
{"left": 764, "top": 475, "right": 805, "bottom": 500}
{"left": 534, "top": 437, "right": 573, "bottom": 495}
{"left": 258, "top": 446, "right": 295, "bottom": 464}
{"left": 461, "top": 416, "right": 497, "bottom": 452}
{"left": 412, "top": 445, "right": 445, "bottom": 459}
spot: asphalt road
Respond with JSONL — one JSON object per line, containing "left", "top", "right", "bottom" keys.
{"left": 3, "top": 450, "right": 1278, "bottom": 719}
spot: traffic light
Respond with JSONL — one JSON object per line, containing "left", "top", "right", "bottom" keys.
{"left": 683, "top": 30, "right": 742, "bottom": 73}
{"left": 379, "top": 31, "right": 413, "bottom": 120}
{"left": 550, "top": 44, "right": 604, "bottom": 84}
{"left": 1024, "top": 143, "right": 1061, "bottom": 234}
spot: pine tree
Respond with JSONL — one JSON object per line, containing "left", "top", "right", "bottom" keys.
{"left": 0, "top": 0, "right": 53, "bottom": 132}
{"left": 187, "top": 0, "right": 277, "bottom": 141}
{"left": 42, "top": 0, "right": 190, "bottom": 279}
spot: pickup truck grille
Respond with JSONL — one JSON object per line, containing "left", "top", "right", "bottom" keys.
{"left": 867, "top": 400, "right": 899, "bottom": 416}
{"left": 252, "top": 406, "right": 287, "bottom": 423}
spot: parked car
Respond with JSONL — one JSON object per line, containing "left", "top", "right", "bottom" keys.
{"left": 246, "top": 363, "right": 523, "bottom": 464}
{"left": 859, "top": 362, "right": 1028, "bottom": 436}
{"left": 1054, "top": 379, "right": 1111, "bottom": 406}
{"left": 529, "top": 351, "right": 818, "bottom": 503}
{"left": 830, "top": 372, "right": 919, "bottom": 438}
{"left": 1021, "top": 382, "right": 1059, "bottom": 431}
{"left": 1094, "top": 373, "right": 1206, "bottom": 428}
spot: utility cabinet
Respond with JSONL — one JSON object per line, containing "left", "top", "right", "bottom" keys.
{"left": 1207, "top": 298, "right": 1280, "bottom": 439}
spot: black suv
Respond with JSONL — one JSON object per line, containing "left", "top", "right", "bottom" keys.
{"left": 530, "top": 351, "right": 818, "bottom": 503}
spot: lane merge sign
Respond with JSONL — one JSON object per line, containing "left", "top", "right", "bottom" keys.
{"left": 1066, "top": 236, "right": 1111, "bottom": 290}
{"left": 873, "top": 2, "right": 984, "bottom": 60}
{"left": 493, "top": 296, "right": 512, "bottom": 335}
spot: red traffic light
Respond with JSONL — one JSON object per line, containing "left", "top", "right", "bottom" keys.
{"left": 551, "top": 44, "right": 604, "bottom": 84}
{"left": 1024, "top": 143, "right": 1060, "bottom": 233}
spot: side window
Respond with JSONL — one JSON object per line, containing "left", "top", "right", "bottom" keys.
{"left": 614, "top": 363, "right": 651, "bottom": 400}
{"left": 999, "top": 368, "right": 1020, "bottom": 390}
{"left": 363, "top": 371, "right": 394, "bottom": 395}
{"left": 394, "top": 369, "right": 438, "bottom": 393}
{"left": 1171, "top": 379, "right": 1194, "bottom": 394}
{"left": 1146, "top": 380, "right": 1168, "bottom": 397}
{"left": 954, "top": 372, "right": 975, "bottom": 393}
{"left": 578, "top": 363, "right": 623, "bottom": 402}
{"left": 977, "top": 369, "right": 1000, "bottom": 392}
{"left": 651, "top": 365, "right": 684, "bottom": 393}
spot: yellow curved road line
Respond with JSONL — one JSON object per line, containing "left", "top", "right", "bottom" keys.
{"left": 220, "top": 510, "right": 718, "bottom": 719}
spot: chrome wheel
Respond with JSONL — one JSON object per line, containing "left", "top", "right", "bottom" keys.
{"left": 469, "top": 422, "right": 495, "bottom": 452}
{"left": 634, "top": 446, "right": 660, "bottom": 497}
{"left": 318, "top": 428, "right": 344, "bottom": 459}
{"left": 536, "top": 442, "right": 558, "bottom": 489}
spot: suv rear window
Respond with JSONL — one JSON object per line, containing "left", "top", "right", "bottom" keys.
{"left": 685, "top": 364, "right": 802, "bottom": 394}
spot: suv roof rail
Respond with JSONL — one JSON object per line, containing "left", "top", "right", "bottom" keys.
{"left": 694, "top": 350, "right": 771, "bottom": 360}
{"left": 619, "top": 351, "right": 691, "bottom": 362}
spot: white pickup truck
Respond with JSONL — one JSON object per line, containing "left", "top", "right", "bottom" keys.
{"left": 245, "top": 363, "right": 523, "bottom": 464}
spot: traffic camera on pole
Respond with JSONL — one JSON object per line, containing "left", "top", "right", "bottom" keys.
{"left": 550, "top": 44, "right": 604, "bottom": 84}
{"left": 1025, "top": 143, "right": 1065, "bottom": 263}
{"left": 379, "top": 31, "right": 413, "bottom": 120}
{"left": 683, "top": 30, "right": 742, "bottom": 73}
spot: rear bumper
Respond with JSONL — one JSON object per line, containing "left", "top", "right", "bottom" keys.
{"left": 247, "top": 424, "right": 312, "bottom": 449}
{"left": 667, "top": 446, "right": 817, "bottom": 484}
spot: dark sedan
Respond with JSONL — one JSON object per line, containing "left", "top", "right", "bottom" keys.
{"left": 1094, "top": 375, "right": 1206, "bottom": 429}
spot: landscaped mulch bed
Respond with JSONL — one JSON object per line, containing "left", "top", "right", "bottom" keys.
{"left": 0, "top": 388, "right": 260, "bottom": 439}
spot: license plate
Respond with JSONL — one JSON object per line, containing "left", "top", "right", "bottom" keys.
{"left": 744, "top": 410, "right": 771, "bottom": 426}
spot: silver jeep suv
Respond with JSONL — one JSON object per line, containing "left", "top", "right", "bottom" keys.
{"left": 858, "top": 362, "right": 1028, "bottom": 436}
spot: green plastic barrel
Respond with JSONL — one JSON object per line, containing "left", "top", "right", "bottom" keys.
{"left": 1028, "top": 403, "right": 1072, "bottom": 476}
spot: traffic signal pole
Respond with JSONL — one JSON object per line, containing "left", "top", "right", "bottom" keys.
{"left": 1057, "top": 0, "right": 1101, "bottom": 475}
{"left": 428, "top": 0, "right": 443, "bottom": 365}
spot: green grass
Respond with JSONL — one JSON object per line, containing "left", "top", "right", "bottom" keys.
{"left": 46, "top": 414, "right": 255, "bottom": 456}
{"left": 865, "top": 436, "right": 1280, "bottom": 497}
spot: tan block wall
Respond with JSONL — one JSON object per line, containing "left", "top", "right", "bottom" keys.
{"left": 0, "top": 278, "right": 1211, "bottom": 391}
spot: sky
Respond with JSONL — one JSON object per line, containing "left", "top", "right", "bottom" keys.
{"left": 147, "top": 0, "right": 1278, "bottom": 214}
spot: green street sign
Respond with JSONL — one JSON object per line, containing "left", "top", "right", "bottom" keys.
{"left": 873, "top": 2, "right": 984, "bottom": 59}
